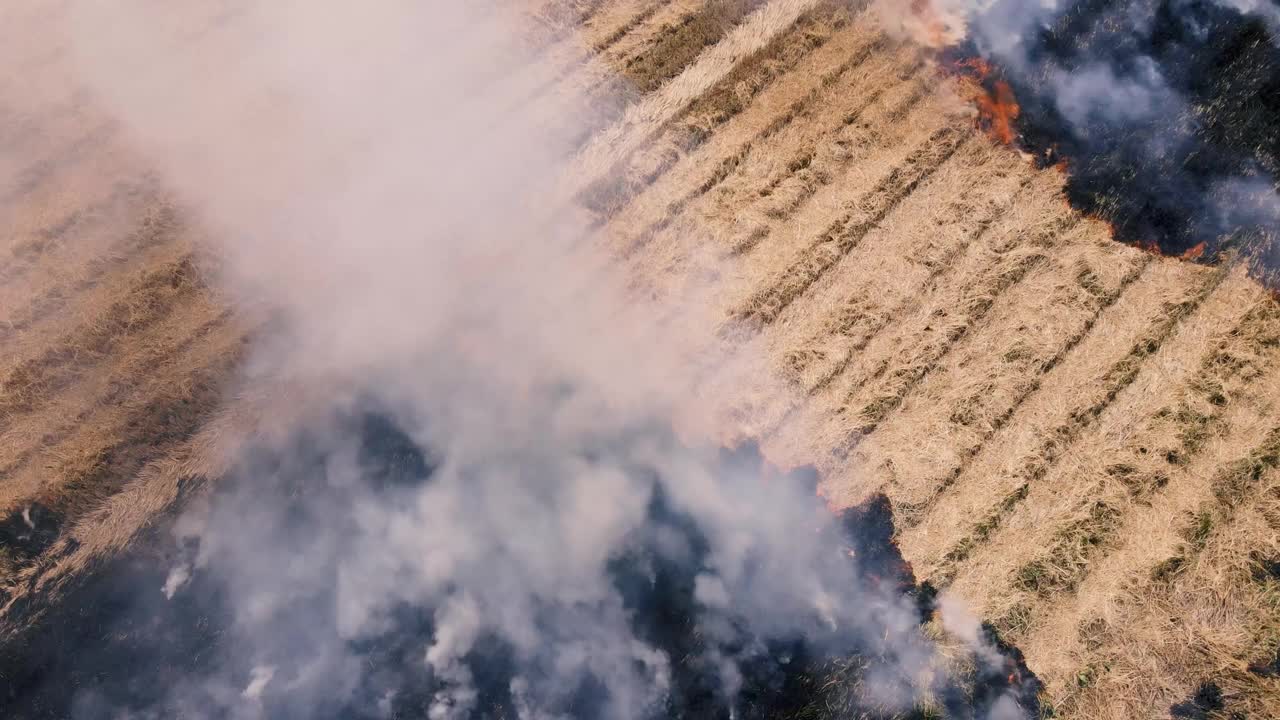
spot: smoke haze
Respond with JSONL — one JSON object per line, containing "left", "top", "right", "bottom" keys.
{"left": 40, "top": 2, "right": 1033, "bottom": 718}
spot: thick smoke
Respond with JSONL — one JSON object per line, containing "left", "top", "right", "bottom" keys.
{"left": 880, "top": 0, "right": 1280, "bottom": 269}
{"left": 47, "top": 2, "right": 1030, "bottom": 718}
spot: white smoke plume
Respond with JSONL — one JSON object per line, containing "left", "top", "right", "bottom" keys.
{"left": 56, "top": 2, "right": 1028, "bottom": 718}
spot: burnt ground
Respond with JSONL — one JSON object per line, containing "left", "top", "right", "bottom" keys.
{"left": 0, "top": 412, "right": 1041, "bottom": 720}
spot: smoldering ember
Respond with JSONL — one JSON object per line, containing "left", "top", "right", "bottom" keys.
{"left": 2, "top": 2, "right": 1279, "bottom": 720}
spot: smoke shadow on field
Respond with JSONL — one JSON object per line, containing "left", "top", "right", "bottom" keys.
{"left": 0, "top": 409, "right": 1043, "bottom": 720}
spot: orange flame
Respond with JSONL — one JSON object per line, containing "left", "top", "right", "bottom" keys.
{"left": 943, "top": 57, "right": 1022, "bottom": 145}
{"left": 953, "top": 56, "right": 997, "bottom": 79}
{"left": 973, "top": 80, "right": 1021, "bottom": 145}
{"left": 1182, "top": 241, "right": 1207, "bottom": 260}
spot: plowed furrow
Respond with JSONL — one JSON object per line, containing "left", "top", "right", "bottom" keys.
{"left": 721, "top": 67, "right": 929, "bottom": 256}
{"left": 827, "top": 213, "right": 1077, "bottom": 453}
{"left": 1017, "top": 288, "right": 1280, "bottom": 702}
{"left": 567, "top": 0, "right": 824, "bottom": 195}
{"left": 758, "top": 170, "right": 1077, "bottom": 483}
{"left": 0, "top": 319, "right": 247, "bottom": 526}
{"left": 926, "top": 265, "right": 1233, "bottom": 590}
{"left": 0, "top": 299, "right": 234, "bottom": 486}
{"left": 597, "top": 9, "right": 882, "bottom": 253}
{"left": 0, "top": 252, "right": 202, "bottom": 428}
{"left": 737, "top": 143, "right": 1034, "bottom": 448}
{"left": 1, "top": 175, "right": 157, "bottom": 293}
{"left": 0, "top": 121, "right": 118, "bottom": 208}
{"left": 13, "top": 328, "right": 246, "bottom": 527}
{"left": 591, "top": 1, "right": 668, "bottom": 52}
{"left": 736, "top": 124, "right": 962, "bottom": 326}
{"left": 714, "top": 83, "right": 959, "bottom": 329}
{"left": 530, "top": 0, "right": 612, "bottom": 37}
{"left": 1006, "top": 300, "right": 1280, "bottom": 601}
{"left": 622, "top": 0, "right": 764, "bottom": 95}
{"left": 579, "top": 3, "right": 860, "bottom": 222}
{"left": 699, "top": 48, "right": 927, "bottom": 241}
{"left": 836, "top": 247, "right": 1047, "bottom": 440}
{"left": 776, "top": 146, "right": 1036, "bottom": 394}
{"left": 877, "top": 243, "right": 1153, "bottom": 520}
{"left": 0, "top": 384, "right": 311, "bottom": 624}
{"left": 1049, "top": 438, "right": 1280, "bottom": 719}
{"left": 616, "top": 28, "right": 901, "bottom": 258}
{"left": 515, "top": 0, "right": 700, "bottom": 123}
{"left": 0, "top": 205, "right": 185, "bottom": 350}
{"left": 546, "top": 0, "right": 732, "bottom": 150}
{"left": 894, "top": 261, "right": 1222, "bottom": 574}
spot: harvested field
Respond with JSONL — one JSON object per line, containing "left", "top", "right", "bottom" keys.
{"left": 2, "top": 1, "right": 1279, "bottom": 717}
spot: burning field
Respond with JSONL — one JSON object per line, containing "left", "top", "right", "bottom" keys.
{"left": 894, "top": 0, "right": 1280, "bottom": 266}
{"left": 2, "top": 1, "right": 1280, "bottom": 718}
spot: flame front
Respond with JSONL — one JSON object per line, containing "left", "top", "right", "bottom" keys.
{"left": 943, "top": 57, "right": 1023, "bottom": 146}
{"left": 973, "top": 80, "right": 1020, "bottom": 145}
